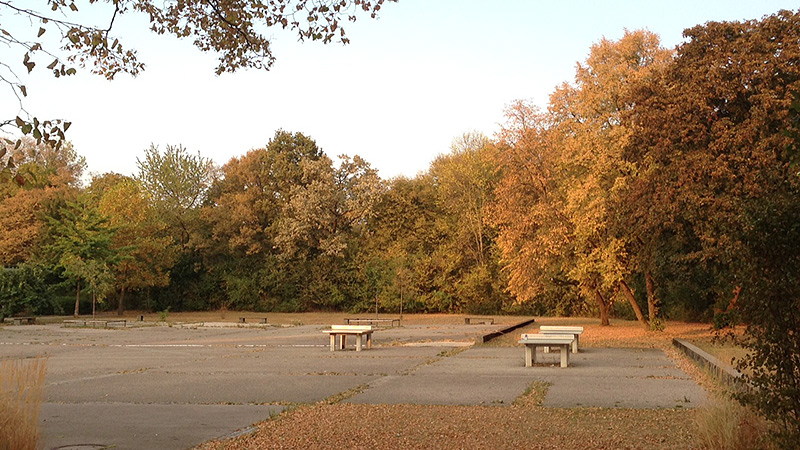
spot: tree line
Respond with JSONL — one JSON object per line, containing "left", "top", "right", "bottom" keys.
{"left": 1, "top": 12, "right": 798, "bottom": 327}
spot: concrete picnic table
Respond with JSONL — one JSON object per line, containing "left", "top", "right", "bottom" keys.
{"left": 519, "top": 333, "right": 575, "bottom": 368}
{"left": 323, "top": 325, "right": 375, "bottom": 351}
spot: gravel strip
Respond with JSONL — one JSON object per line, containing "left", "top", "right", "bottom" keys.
{"left": 196, "top": 403, "right": 695, "bottom": 450}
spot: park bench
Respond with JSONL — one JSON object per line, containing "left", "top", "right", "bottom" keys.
{"left": 9, "top": 316, "right": 36, "bottom": 325}
{"left": 344, "top": 318, "right": 400, "bottom": 327}
{"left": 518, "top": 333, "right": 576, "bottom": 368}
{"left": 238, "top": 317, "right": 268, "bottom": 324}
{"left": 464, "top": 317, "right": 494, "bottom": 325}
{"left": 323, "top": 325, "right": 374, "bottom": 352}
{"left": 63, "top": 319, "right": 127, "bottom": 328}
{"left": 539, "top": 325, "right": 584, "bottom": 353}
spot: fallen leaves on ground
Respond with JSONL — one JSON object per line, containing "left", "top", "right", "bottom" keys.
{"left": 196, "top": 403, "right": 695, "bottom": 450}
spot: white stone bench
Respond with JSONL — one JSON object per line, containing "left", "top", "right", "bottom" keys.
{"left": 344, "top": 318, "right": 400, "bottom": 327}
{"left": 519, "top": 334, "right": 575, "bottom": 368}
{"left": 539, "top": 326, "right": 584, "bottom": 353}
{"left": 323, "top": 325, "right": 374, "bottom": 351}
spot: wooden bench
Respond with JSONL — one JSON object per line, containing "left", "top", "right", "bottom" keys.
{"left": 323, "top": 325, "right": 374, "bottom": 351}
{"left": 539, "top": 326, "right": 584, "bottom": 353}
{"left": 10, "top": 316, "right": 36, "bottom": 325}
{"left": 344, "top": 318, "right": 400, "bottom": 327}
{"left": 465, "top": 317, "right": 494, "bottom": 325}
{"left": 519, "top": 334, "right": 576, "bottom": 368}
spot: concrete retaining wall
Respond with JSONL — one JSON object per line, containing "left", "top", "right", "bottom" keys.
{"left": 480, "top": 318, "right": 536, "bottom": 343}
{"left": 672, "top": 337, "right": 748, "bottom": 391}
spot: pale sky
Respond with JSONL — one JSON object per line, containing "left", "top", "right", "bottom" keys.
{"left": 2, "top": 1, "right": 797, "bottom": 180}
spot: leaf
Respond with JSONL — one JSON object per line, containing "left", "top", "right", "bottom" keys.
{"left": 64, "top": 122, "right": 72, "bottom": 132}
{"left": 15, "top": 116, "right": 24, "bottom": 127}
{"left": 20, "top": 85, "right": 27, "bottom": 97}
{"left": 47, "top": 59, "right": 58, "bottom": 70}
{"left": 38, "top": 27, "right": 46, "bottom": 37}
{"left": 69, "top": 2, "right": 78, "bottom": 12}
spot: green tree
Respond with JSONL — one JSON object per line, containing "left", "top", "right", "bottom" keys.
{"left": 429, "top": 132, "right": 511, "bottom": 313}
{"left": 136, "top": 144, "right": 216, "bottom": 249}
{"left": 41, "top": 194, "right": 117, "bottom": 316}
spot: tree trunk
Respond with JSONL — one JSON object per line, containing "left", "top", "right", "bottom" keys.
{"left": 620, "top": 280, "right": 649, "bottom": 329}
{"left": 726, "top": 286, "right": 742, "bottom": 313}
{"left": 593, "top": 288, "right": 611, "bottom": 326}
{"left": 117, "top": 286, "right": 126, "bottom": 316}
{"left": 645, "top": 271, "right": 658, "bottom": 321}
{"left": 74, "top": 280, "right": 81, "bottom": 317}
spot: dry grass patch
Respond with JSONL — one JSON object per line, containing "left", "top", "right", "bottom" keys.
{"left": 0, "top": 357, "right": 47, "bottom": 450}
{"left": 695, "top": 395, "right": 774, "bottom": 450}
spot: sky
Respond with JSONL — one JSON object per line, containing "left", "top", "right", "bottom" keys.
{"left": 2, "top": 1, "right": 798, "bottom": 180}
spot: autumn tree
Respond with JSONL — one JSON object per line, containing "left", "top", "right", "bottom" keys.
{"left": 92, "top": 173, "right": 175, "bottom": 315}
{"left": 491, "top": 102, "right": 587, "bottom": 320}
{"left": 549, "top": 29, "right": 672, "bottom": 328}
{"left": 1, "top": 0, "right": 395, "bottom": 149}
{"left": 624, "top": 10, "right": 800, "bottom": 444}
{"left": 202, "top": 130, "right": 325, "bottom": 310}
{"left": 0, "top": 139, "right": 84, "bottom": 266}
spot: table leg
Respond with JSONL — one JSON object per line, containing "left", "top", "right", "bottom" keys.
{"left": 366, "top": 334, "right": 372, "bottom": 349}
{"left": 356, "top": 334, "right": 363, "bottom": 351}
{"left": 560, "top": 345, "right": 569, "bottom": 368}
{"left": 572, "top": 335, "right": 579, "bottom": 353}
{"left": 329, "top": 334, "right": 336, "bottom": 351}
{"left": 525, "top": 345, "right": 533, "bottom": 367}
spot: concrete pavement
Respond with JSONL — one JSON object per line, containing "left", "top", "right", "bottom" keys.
{"left": 0, "top": 321, "right": 708, "bottom": 450}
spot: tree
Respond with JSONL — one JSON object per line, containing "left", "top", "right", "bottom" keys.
{"left": 624, "top": 10, "right": 800, "bottom": 445}
{"left": 548, "top": 29, "right": 672, "bottom": 329}
{"left": 0, "top": 0, "right": 395, "bottom": 148}
{"left": 136, "top": 144, "right": 216, "bottom": 249}
{"left": 40, "top": 194, "right": 117, "bottom": 316}
{"left": 201, "top": 130, "right": 326, "bottom": 311}
{"left": 429, "top": 132, "right": 511, "bottom": 313}
{"left": 490, "top": 101, "right": 588, "bottom": 320}
{"left": 0, "top": 138, "right": 84, "bottom": 266}
{"left": 93, "top": 174, "right": 175, "bottom": 315}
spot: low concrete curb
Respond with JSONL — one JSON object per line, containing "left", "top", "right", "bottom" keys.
{"left": 672, "top": 338, "right": 747, "bottom": 390}
{"left": 480, "top": 318, "right": 536, "bottom": 343}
